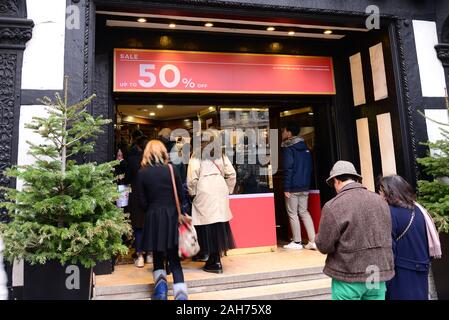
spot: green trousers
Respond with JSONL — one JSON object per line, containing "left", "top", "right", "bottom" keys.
{"left": 331, "top": 279, "right": 386, "bottom": 300}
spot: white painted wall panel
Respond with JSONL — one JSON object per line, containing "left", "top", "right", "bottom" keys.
{"left": 424, "top": 109, "right": 449, "bottom": 155}
{"left": 21, "top": 0, "right": 66, "bottom": 90}
{"left": 13, "top": 104, "right": 50, "bottom": 286}
{"left": 17, "top": 105, "right": 49, "bottom": 190}
{"left": 413, "top": 20, "right": 447, "bottom": 97}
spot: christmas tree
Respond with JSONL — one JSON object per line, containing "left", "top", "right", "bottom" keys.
{"left": 0, "top": 77, "right": 131, "bottom": 268}
{"left": 417, "top": 97, "right": 449, "bottom": 234}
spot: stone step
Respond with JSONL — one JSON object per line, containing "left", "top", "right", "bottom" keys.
{"left": 93, "top": 266, "right": 327, "bottom": 300}
{"left": 187, "top": 278, "right": 332, "bottom": 300}
{"left": 291, "top": 293, "right": 332, "bottom": 300}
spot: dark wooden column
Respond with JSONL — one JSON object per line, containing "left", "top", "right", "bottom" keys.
{"left": 0, "top": 1, "right": 33, "bottom": 221}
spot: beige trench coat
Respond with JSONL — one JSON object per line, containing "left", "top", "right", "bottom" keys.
{"left": 187, "top": 155, "right": 237, "bottom": 226}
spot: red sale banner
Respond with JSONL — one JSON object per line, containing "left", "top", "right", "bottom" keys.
{"left": 113, "top": 49, "right": 335, "bottom": 94}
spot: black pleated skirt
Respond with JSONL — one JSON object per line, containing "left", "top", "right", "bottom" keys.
{"left": 195, "top": 222, "right": 236, "bottom": 254}
{"left": 142, "top": 206, "right": 179, "bottom": 253}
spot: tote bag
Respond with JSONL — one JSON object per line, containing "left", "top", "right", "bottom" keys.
{"left": 168, "top": 164, "right": 200, "bottom": 258}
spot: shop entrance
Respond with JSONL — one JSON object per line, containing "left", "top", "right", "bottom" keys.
{"left": 114, "top": 100, "right": 337, "bottom": 250}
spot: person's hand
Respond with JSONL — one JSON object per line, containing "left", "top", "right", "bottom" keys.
{"left": 284, "top": 192, "right": 291, "bottom": 199}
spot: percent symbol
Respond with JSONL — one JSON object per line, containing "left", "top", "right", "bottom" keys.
{"left": 182, "top": 78, "right": 196, "bottom": 88}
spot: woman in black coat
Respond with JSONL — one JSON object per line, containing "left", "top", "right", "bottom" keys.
{"left": 378, "top": 175, "right": 430, "bottom": 300}
{"left": 137, "top": 140, "right": 187, "bottom": 300}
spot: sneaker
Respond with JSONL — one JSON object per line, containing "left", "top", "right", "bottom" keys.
{"left": 283, "top": 241, "right": 303, "bottom": 250}
{"left": 304, "top": 242, "right": 317, "bottom": 250}
{"left": 145, "top": 254, "right": 153, "bottom": 264}
{"left": 135, "top": 254, "right": 144, "bottom": 268}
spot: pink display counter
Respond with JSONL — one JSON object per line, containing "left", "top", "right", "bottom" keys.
{"left": 228, "top": 193, "right": 277, "bottom": 249}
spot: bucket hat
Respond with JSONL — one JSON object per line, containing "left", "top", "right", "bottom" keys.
{"left": 326, "top": 160, "right": 363, "bottom": 186}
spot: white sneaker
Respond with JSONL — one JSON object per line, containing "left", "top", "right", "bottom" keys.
{"left": 145, "top": 254, "right": 153, "bottom": 264}
{"left": 304, "top": 242, "right": 317, "bottom": 250}
{"left": 283, "top": 241, "right": 303, "bottom": 250}
{"left": 135, "top": 254, "right": 144, "bottom": 268}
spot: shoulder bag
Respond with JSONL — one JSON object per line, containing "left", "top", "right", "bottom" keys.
{"left": 396, "top": 208, "right": 415, "bottom": 241}
{"left": 168, "top": 164, "right": 200, "bottom": 258}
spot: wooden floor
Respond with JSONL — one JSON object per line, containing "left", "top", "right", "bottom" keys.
{"left": 95, "top": 248, "right": 327, "bottom": 287}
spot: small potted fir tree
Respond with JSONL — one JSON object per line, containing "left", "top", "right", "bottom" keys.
{"left": 0, "top": 78, "right": 131, "bottom": 299}
{"left": 417, "top": 111, "right": 449, "bottom": 300}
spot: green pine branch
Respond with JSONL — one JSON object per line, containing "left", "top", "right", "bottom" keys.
{"left": 0, "top": 76, "right": 132, "bottom": 268}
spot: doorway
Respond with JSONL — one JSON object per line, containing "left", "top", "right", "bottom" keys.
{"left": 114, "top": 101, "right": 337, "bottom": 249}
{"left": 271, "top": 103, "right": 337, "bottom": 243}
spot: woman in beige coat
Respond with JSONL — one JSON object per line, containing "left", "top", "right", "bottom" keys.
{"left": 187, "top": 129, "right": 237, "bottom": 273}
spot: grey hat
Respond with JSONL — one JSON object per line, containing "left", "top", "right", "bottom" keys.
{"left": 326, "top": 160, "right": 363, "bottom": 186}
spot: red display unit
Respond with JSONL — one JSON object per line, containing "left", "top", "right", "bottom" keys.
{"left": 228, "top": 191, "right": 322, "bottom": 249}
{"left": 228, "top": 193, "right": 277, "bottom": 249}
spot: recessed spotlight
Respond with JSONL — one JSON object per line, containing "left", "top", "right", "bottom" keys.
{"left": 267, "top": 27, "right": 275, "bottom": 31}
{"left": 137, "top": 18, "right": 147, "bottom": 23}
{"left": 149, "top": 112, "right": 156, "bottom": 116}
{"left": 157, "top": 104, "right": 163, "bottom": 109}
{"left": 288, "top": 31, "right": 295, "bottom": 35}
{"left": 308, "top": 112, "right": 314, "bottom": 116}
{"left": 324, "top": 30, "right": 333, "bottom": 35}
{"left": 142, "top": 109, "right": 148, "bottom": 112}
{"left": 169, "top": 23, "right": 176, "bottom": 28}
{"left": 205, "top": 22, "right": 214, "bottom": 27}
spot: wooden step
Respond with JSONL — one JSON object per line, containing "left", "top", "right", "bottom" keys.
{"left": 93, "top": 249, "right": 328, "bottom": 300}
{"left": 94, "top": 266, "right": 327, "bottom": 299}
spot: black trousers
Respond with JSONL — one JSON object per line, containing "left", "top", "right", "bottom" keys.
{"left": 153, "top": 250, "right": 184, "bottom": 283}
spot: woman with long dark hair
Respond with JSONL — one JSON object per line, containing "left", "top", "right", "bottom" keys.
{"left": 378, "top": 175, "right": 431, "bottom": 300}
{"left": 137, "top": 140, "right": 187, "bottom": 300}
{"left": 187, "top": 129, "right": 237, "bottom": 273}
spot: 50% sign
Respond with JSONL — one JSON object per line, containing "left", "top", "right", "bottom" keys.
{"left": 136, "top": 63, "right": 208, "bottom": 89}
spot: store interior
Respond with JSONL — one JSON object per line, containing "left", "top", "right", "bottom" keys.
{"left": 115, "top": 103, "right": 328, "bottom": 243}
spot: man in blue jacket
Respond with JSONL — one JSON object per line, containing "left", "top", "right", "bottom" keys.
{"left": 281, "top": 122, "right": 316, "bottom": 250}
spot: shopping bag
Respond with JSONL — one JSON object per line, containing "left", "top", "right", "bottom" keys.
{"left": 178, "top": 214, "right": 200, "bottom": 258}
{"left": 168, "top": 164, "right": 200, "bottom": 258}
{"left": 116, "top": 184, "right": 130, "bottom": 208}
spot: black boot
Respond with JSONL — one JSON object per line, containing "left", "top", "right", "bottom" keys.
{"left": 192, "top": 251, "right": 209, "bottom": 262}
{"left": 203, "top": 253, "right": 223, "bottom": 274}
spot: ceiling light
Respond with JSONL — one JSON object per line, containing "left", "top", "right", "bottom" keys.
{"left": 149, "top": 112, "right": 156, "bottom": 116}
{"left": 157, "top": 104, "right": 163, "bottom": 109}
{"left": 266, "top": 26, "right": 275, "bottom": 31}
{"left": 288, "top": 31, "right": 295, "bottom": 35}
{"left": 142, "top": 109, "right": 148, "bottom": 112}
{"left": 184, "top": 119, "right": 190, "bottom": 122}
{"left": 205, "top": 22, "right": 213, "bottom": 27}
{"left": 137, "top": 18, "right": 147, "bottom": 23}
{"left": 209, "top": 106, "right": 215, "bottom": 111}
{"left": 324, "top": 30, "right": 333, "bottom": 34}
{"left": 308, "top": 112, "right": 314, "bottom": 116}
{"left": 169, "top": 23, "right": 176, "bottom": 28}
